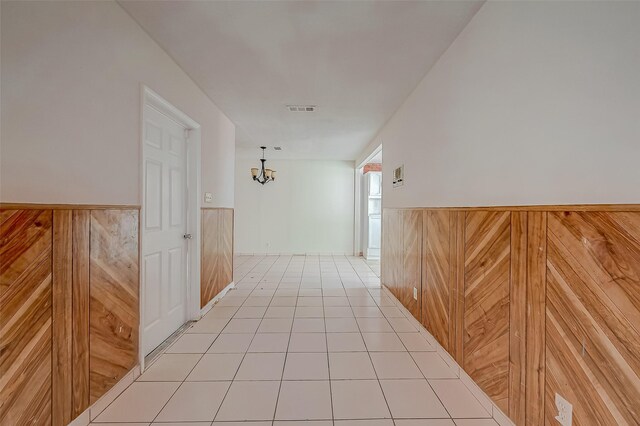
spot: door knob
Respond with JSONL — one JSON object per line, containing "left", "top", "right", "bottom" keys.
{"left": 183, "top": 233, "right": 193, "bottom": 239}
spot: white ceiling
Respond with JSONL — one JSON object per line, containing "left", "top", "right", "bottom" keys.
{"left": 120, "top": 1, "right": 483, "bottom": 160}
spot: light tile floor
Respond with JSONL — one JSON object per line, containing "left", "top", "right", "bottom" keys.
{"left": 91, "top": 255, "right": 498, "bottom": 426}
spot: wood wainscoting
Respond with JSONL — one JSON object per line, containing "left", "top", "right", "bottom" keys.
{"left": 381, "top": 206, "right": 640, "bottom": 425}
{"left": 201, "top": 208, "right": 234, "bottom": 308}
{"left": 88, "top": 210, "right": 139, "bottom": 404}
{"left": 0, "top": 205, "right": 139, "bottom": 426}
{"left": 0, "top": 210, "right": 53, "bottom": 425}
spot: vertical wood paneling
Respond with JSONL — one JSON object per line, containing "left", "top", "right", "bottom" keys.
{"left": 423, "top": 210, "right": 452, "bottom": 350}
{"left": 390, "top": 209, "right": 403, "bottom": 299}
{"left": 381, "top": 208, "right": 403, "bottom": 299}
{"left": 451, "top": 211, "right": 465, "bottom": 364}
{"left": 0, "top": 210, "right": 53, "bottom": 425}
{"left": 420, "top": 209, "right": 429, "bottom": 328}
{"left": 1, "top": 207, "right": 139, "bottom": 424}
{"left": 52, "top": 210, "right": 73, "bottom": 426}
{"left": 220, "top": 209, "right": 234, "bottom": 296}
{"left": 201, "top": 208, "right": 221, "bottom": 307}
{"left": 509, "top": 212, "right": 527, "bottom": 424}
{"left": 381, "top": 209, "right": 390, "bottom": 287}
{"left": 201, "top": 208, "right": 234, "bottom": 308}
{"left": 545, "top": 211, "right": 640, "bottom": 424}
{"left": 72, "top": 210, "right": 91, "bottom": 418}
{"left": 464, "top": 210, "right": 511, "bottom": 413}
{"left": 447, "top": 211, "right": 457, "bottom": 351}
{"left": 525, "top": 211, "right": 546, "bottom": 426}
{"left": 89, "top": 210, "right": 139, "bottom": 404}
{"left": 402, "top": 209, "right": 421, "bottom": 320}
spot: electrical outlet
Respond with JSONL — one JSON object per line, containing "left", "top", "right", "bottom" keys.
{"left": 555, "top": 393, "right": 573, "bottom": 426}
{"left": 204, "top": 192, "right": 213, "bottom": 203}
{"left": 413, "top": 287, "right": 418, "bottom": 300}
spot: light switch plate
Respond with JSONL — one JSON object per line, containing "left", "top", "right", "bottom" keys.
{"left": 393, "top": 165, "right": 404, "bottom": 188}
{"left": 204, "top": 192, "right": 213, "bottom": 203}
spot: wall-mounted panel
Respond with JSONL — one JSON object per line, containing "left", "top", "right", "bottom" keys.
{"left": 201, "top": 208, "right": 221, "bottom": 307}
{"left": 72, "top": 210, "right": 91, "bottom": 418}
{"left": 401, "top": 209, "right": 422, "bottom": 319}
{"left": 0, "top": 210, "right": 53, "bottom": 425}
{"left": 381, "top": 209, "right": 391, "bottom": 289}
{"left": 508, "top": 211, "right": 527, "bottom": 425}
{"left": 89, "top": 210, "right": 139, "bottom": 403}
{"left": 52, "top": 210, "right": 73, "bottom": 426}
{"left": 451, "top": 211, "right": 465, "bottom": 364}
{"left": 144, "top": 160, "right": 163, "bottom": 231}
{"left": 220, "top": 209, "right": 234, "bottom": 295}
{"left": 168, "top": 247, "right": 185, "bottom": 312}
{"left": 525, "top": 212, "right": 546, "bottom": 426}
{"left": 422, "top": 210, "right": 453, "bottom": 350}
{"left": 464, "top": 210, "right": 511, "bottom": 413}
{"left": 382, "top": 209, "right": 403, "bottom": 300}
{"left": 545, "top": 211, "right": 640, "bottom": 424}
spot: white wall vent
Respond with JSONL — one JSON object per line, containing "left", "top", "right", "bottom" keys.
{"left": 393, "top": 165, "right": 404, "bottom": 188}
{"left": 287, "top": 105, "right": 316, "bottom": 112}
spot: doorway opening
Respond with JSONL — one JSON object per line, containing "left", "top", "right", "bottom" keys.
{"left": 140, "top": 87, "right": 202, "bottom": 364}
{"left": 355, "top": 147, "right": 382, "bottom": 260}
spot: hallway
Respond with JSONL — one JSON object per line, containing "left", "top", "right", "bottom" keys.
{"left": 90, "top": 255, "right": 497, "bottom": 425}
{"left": 2, "top": 2, "right": 640, "bottom": 424}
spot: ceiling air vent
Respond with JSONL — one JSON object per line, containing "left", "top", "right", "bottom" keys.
{"left": 287, "top": 105, "right": 316, "bottom": 112}
{"left": 274, "top": 147, "right": 283, "bottom": 151}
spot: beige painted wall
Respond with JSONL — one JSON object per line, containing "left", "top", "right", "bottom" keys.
{"left": 234, "top": 149, "right": 355, "bottom": 255}
{"left": 1, "top": 1, "right": 235, "bottom": 207}
{"left": 370, "top": 1, "right": 640, "bottom": 208}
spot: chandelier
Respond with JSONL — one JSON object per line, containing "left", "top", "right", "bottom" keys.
{"left": 250, "top": 146, "right": 276, "bottom": 185}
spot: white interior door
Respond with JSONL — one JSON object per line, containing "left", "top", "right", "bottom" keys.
{"left": 143, "top": 105, "right": 189, "bottom": 356}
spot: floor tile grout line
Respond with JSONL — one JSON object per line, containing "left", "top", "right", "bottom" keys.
{"left": 380, "top": 287, "right": 457, "bottom": 420}
{"left": 129, "top": 376, "right": 471, "bottom": 383}
{"left": 371, "top": 274, "right": 462, "bottom": 420}
{"left": 324, "top": 256, "right": 335, "bottom": 422}
{"left": 212, "top": 254, "right": 283, "bottom": 423}
{"left": 354, "top": 283, "right": 395, "bottom": 421}
{"left": 101, "top": 257, "right": 502, "bottom": 424}
{"left": 97, "top": 317, "right": 215, "bottom": 422}
{"left": 271, "top": 254, "right": 296, "bottom": 422}
{"left": 148, "top": 254, "right": 274, "bottom": 423}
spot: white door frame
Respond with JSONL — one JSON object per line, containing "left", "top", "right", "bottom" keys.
{"left": 354, "top": 144, "right": 382, "bottom": 257}
{"left": 139, "top": 86, "right": 202, "bottom": 370}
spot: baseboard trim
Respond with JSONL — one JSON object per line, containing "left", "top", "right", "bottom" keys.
{"left": 200, "top": 281, "right": 235, "bottom": 317}
{"left": 234, "top": 252, "right": 355, "bottom": 256}
{"left": 69, "top": 278, "right": 234, "bottom": 426}
{"left": 65, "top": 364, "right": 141, "bottom": 425}
{"left": 382, "top": 284, "right": 515, "bottom": 426}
